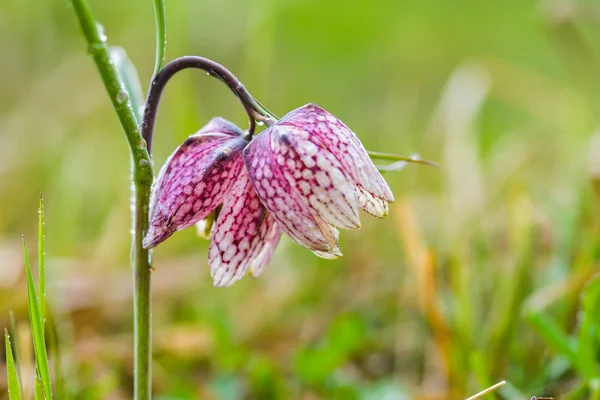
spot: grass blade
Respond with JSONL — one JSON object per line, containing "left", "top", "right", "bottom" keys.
{"left": 526, "top": 310, "right": 578, "bottom": 367}
{"left": 5, "top": 329, "right": 22, "bottom": 400}
{"left": 577, "top": 275, "right": 600, "bottom": 380}
{"left": 9, "top": 310, "right": 23, "bottom": 390}
{"left": 47, "top": 310, "right": 66, "bottom": 399}
{"left": 38, "top": 194, "right": 45, "bottom": 322}
{"left": 367, "top": 151, "right": 440, "bottom": 168}
{"left": 22, "top": 236, "right": 53, "bottom": 399}
{"left": 34, "top": 376, "right": 44, "bottom": 400}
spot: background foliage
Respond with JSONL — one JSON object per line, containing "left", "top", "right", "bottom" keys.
{"left": 1, "top": 0, "right": 600, "bottom": 398}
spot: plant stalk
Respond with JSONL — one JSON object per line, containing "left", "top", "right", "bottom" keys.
{"left": 69, "top": 1, "right": 153, "bottom": 399}
{"left": 142, "top": 56, "right": 275, "bottom": 153}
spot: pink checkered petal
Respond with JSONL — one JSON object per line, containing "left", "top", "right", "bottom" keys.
{"left": 270, "top": 124, "right": 360, "bottom": 230}
{"left": 243, "top": 129, "right": 341, "bottom": 256}
{"left": 279, "top": 104, "right": 394, "bottom": 202}
{"left": 143, "top": 135, "right": 246, "bottom": 249}
{"left": 209, "top": 167, "right": 282, "bottom": 287}
{"left": 200, "top": 117, "right": 244, "bottom": 137}
{"left": 248, "top": 216, "right": 282, "bottom": 278}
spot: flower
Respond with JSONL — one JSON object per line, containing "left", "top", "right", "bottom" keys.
{"left": 143, "top": 104, "right": 394, "bottom": 287}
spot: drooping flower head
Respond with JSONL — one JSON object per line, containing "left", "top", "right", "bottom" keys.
{"left": 143, "top": 104, "right": 394, "bottom": 287}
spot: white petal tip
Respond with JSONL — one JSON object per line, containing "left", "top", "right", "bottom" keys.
{"left": 212, "top": 276, "right": 236, "bottom": 288}
{"left": 312, "top": 247, "right": 343, "bottom": 259}
{"left": 210, "top": 268, "right": 236, "bottom": 288}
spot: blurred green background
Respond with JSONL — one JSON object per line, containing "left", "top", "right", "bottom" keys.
{"left": 2, "top": 0, "right": 600, "bottom": 398}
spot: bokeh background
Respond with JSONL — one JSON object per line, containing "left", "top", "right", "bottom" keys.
{"left": 2, "top": 0, "right": 600, "bottom": 398}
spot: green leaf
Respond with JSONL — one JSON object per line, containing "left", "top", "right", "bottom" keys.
{"left": 111, "top": 47, "right": 145, "bottom": 125}
{"left": 9, "top": 311, "right": 23, "bottom": 390}
{"left": 22, "top": 237, "right": 53, "bottom": 399}
{"left": 38, "top": 194, "right": 45, "bottom": 322}
{"left": 47, "top": 310, "right": 66, "bottom": 399}
{"left": 577, "top": 275, "right": 600, "bottom": 380}
{"left": 34, "top": 375, "right": 44, "bottom": 400}
{"left": 5, "top": 329, "right": 22, "bottom": 400}
{"left": 526, "top": 310, "right": 578, "bottom": 367}
{"left": 367, "top": 151, "right": 440, "bottom": 168}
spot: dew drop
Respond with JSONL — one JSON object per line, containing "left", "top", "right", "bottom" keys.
{"left": 256, "top": 120, "right": 265, "bottom": 126}
{"left": 116, "top": 90, "right": 128, "bottom": 103}
{"left": 139, "top": 159, "right": 149, "bottom": 167}
{"left": 96, "top": 23, "right": 107, "bottom": 42}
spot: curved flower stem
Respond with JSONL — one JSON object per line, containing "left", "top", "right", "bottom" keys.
{"left": 142, "top": 56, "right": 275, "bottom": 154}
{"left": 69, "top": 1, "right": 154, "bottom": 399}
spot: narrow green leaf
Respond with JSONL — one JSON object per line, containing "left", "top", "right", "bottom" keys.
{"left": 38, "top": 194, "right": 45, "bottom": 322}
{"left": 111, "top": 47, "right": 145, "bottom": 125}
{"left": 34, "top": 375, "right": 44, "bottom": 400}
{"left": 469, "top": 351, "right": 495, "bottom": 399}
{"left": 367, "top": 151, "right": 440, "bottom": 168}
{"left": 152, "top": 0, "right": 167, "bottom": 77}
{"left": 376, "top": 160, "right": 408, "bottom": 173}
{"left": 22, "top": 237, "right": 53, "bottom": 399}
{"left": 577, "top": 275, "right": 600, "bottom": 379}
{"left": 9, "top": 310, "right": 23, "bottom": 390}
{"left": 5, "top": 329, "right": 22, "bottom": 400}
{"left": 47, "top": 310, "right": 66, "bottom": 399}
{"left": 526, "top": 311, "right": 578, "bottom": 367}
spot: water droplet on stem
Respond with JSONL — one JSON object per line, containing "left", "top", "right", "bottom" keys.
{"left": 96, "top": 23, "right": 107, "bottom": 42}
{"left": 116, "top": 90, "right": 129, "bottom": 103}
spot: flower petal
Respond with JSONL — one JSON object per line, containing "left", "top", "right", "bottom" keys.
{"left": 200, "top": 117, "right": 245, "bottom": 137}
{"left": 279, "top": 104, "right": 394, "bottom": 202}
{"left": 243, "top": 129, "right": 340, "bottom": 256}
{"left": 209, "top": 167, "right": 282, "bottom": 287}
{"left": 143, "top": 135, "right": 246, "bottom": 248}
{"left": 310, "top": 221, "right": 342, "bottom": 259}
{"left": 248, "top": 216, "right": 282, "bottom": 278}
{"left": 270, "top": 124, "right": 360, "bottom": 230}
{"left": 357, "top": 185, "right": 389, "bottom": 218}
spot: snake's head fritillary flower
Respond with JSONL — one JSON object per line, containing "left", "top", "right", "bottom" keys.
{"left": 143, "top": 117, "right": 282, "bottom": 287}
{"left": 144, "top": 104, "right": 394, "bottom": 286}
{"left": 243, "top": 104, "right": 394, "bottom": 259}
{"left": 142, "top": 117, "right": 248, "bottom": 249}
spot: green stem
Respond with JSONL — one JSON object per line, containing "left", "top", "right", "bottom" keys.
{"left": 152, "top": 0, "right": 166, "bottom": 77}
{"left": 69, "top": 1, "right": 154, "bottom": 399}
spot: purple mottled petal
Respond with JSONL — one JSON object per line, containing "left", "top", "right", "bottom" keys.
{"left": 279, "top": 104, "right": 394, "bottom": 202}
{"left": 357, "top": 185, "right": 389, "bottom": 218}
{"left": 248, "top": 216, "right": 282, "bottom": 277}
{"left": 143, "top": 136, "right": 246, "bottom": 249}
{"left": 200, "top": 117, "right": 245, "bottom": 137}
{"left": 270, "top": 124, "right": 360, "bottom": 230}
{"left": 243, "top": 129, "right": 340, "bottom": 256}
{"left": 209, "top": 167, "right": 281, "bottom": 287}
